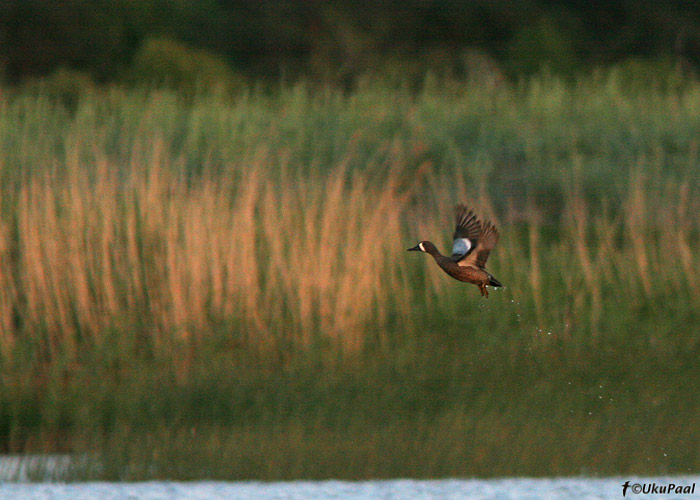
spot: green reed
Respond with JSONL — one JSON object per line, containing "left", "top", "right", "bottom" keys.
{"left": 0, "top": 73, "right": 698, "bottom": 479}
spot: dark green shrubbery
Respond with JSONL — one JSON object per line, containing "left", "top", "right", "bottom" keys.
{"left": 22, "top": 67, "right": 95, "bottom": 109}
{"left": 507, "top": 17, "right": 579, "bottom": 77}
{"left": 3, "top": 1, "right": 700, "bottom": 87}
{"left": 129, "top": 36, "right": 244, "bottom": 94}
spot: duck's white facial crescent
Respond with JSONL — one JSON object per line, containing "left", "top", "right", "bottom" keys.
{"left": 419, "top": 242, "right": 425, "bottom": 252}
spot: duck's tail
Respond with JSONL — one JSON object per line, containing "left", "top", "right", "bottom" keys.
{"left": 488, "top": 274, "right": 503, "bottom": 288}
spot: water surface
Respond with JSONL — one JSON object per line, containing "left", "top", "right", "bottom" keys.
{"left": 2, "top": 477, "right": 699, "bottom": 500}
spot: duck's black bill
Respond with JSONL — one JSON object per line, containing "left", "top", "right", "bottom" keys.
{"left": 407, "top": 244, "right": 421, "bottom": 251}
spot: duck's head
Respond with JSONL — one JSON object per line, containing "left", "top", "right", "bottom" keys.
{"left": 407, "top": 241, "right": 438, "bottom": 254}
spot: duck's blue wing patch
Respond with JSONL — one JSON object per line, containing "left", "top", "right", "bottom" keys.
{"left": 450, "top": 237, "right": 473, "bottom": 261}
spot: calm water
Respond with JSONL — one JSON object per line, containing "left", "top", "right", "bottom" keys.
{"left": 2, "top": 477, "right": 700, "bottom": 500}
{"left": 0, "top": 457, "right": 697, "bottom": 500}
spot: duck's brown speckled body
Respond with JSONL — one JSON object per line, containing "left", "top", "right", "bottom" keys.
{"left": 408, "top": 205, "right": 502, "bottom": 298}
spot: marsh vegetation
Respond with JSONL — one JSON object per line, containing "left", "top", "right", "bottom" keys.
{"left": 0, "top": 73, "right": 699, "bottom": 479}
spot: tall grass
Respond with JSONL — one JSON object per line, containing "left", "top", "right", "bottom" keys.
{"left": 3, "top": 152, "right": 697, "bottom": 359}
{"left": 0, "top": 74, "right": 699, "bottom": 478}
{"left": 5, "top": 156, "right": 409, "bottom": 357}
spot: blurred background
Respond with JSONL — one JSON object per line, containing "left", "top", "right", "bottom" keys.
{"left": 0, "top": 0, "right": 699, "bottom": 481}
{"left": 3, "top": 0, "right": 700, "bottom": 87}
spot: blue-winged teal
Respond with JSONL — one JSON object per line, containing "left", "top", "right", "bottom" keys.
{"left": 408, "top": 204, "right": 502, "bottom": 297}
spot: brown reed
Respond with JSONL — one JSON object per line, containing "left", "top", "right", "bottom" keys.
{"left": 0, "top": 153, "right": 697, "bottom": 362}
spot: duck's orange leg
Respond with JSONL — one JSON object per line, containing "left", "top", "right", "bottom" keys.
{"left": 478, "top": 284, "right": 489, "bottom": 298}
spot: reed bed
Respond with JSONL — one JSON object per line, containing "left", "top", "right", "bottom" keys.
{"left": 0, "top": 75, "right": 699, "bottom": 477}
{"left": 1, "top": 158, "right": 698, "bottom": 357}
{"left": 2, "top": 158, "right": 697, "bottom": 361}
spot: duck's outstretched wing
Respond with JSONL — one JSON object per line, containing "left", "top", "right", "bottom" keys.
{"left": 451, "top": 204, "right": 481, "bottom": 262}
{"left": 458, "top": 219, "right": 499, "bottom": 269}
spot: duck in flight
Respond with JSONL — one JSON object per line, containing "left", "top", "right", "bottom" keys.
{"left": 407, "top": 204, "right": 502, "bottom": 297}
